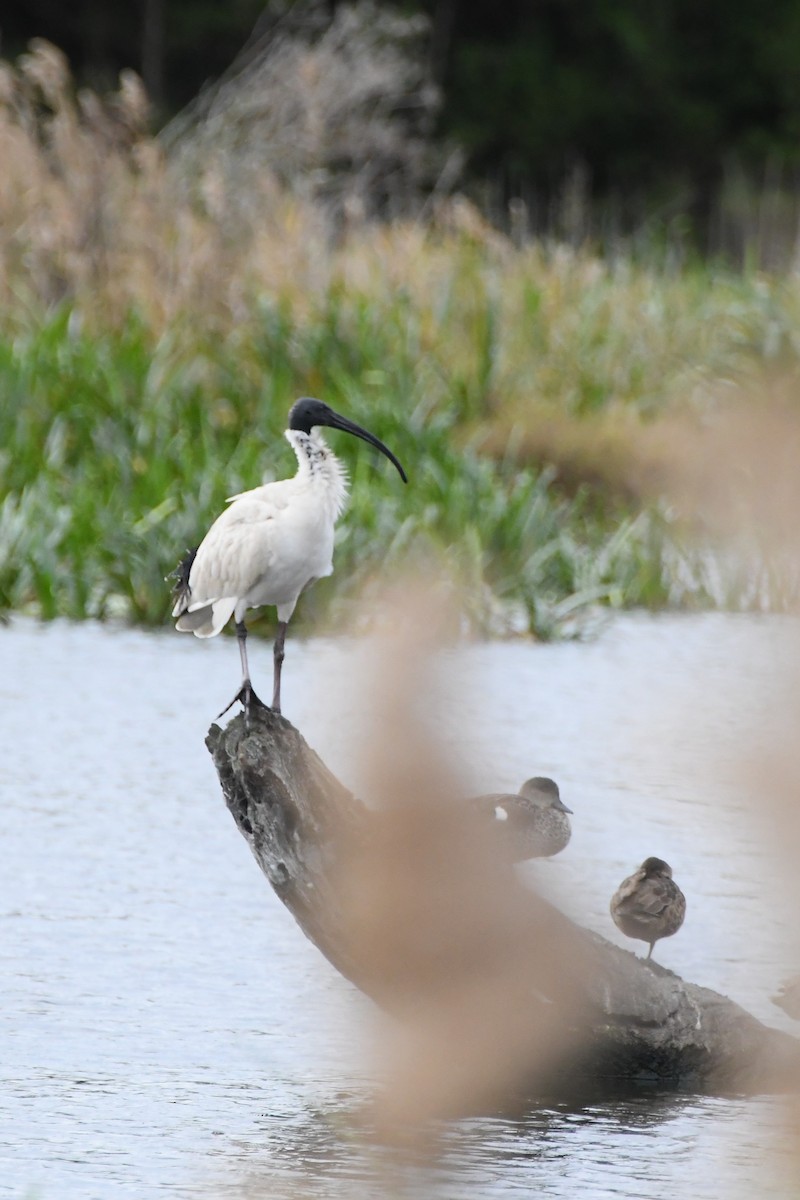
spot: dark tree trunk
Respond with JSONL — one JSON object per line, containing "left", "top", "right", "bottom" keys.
{"left": 140, "top": 0, "right": 165, "bottom": 108}
{"left": 206, "top": 707, "right": 800, "bottom": 1097}
{"left": 429, "top": 0, "right": 458, "bottom": 84}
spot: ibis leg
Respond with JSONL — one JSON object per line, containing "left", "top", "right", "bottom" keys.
{"left": 237, "top": 620, "right": 251, "bottom": 684}
{"left": 216, "top": 620, "right": 266, "bottom": 721}
{"left": 272, "top": 621, "right": 288, "bottom": 714}
{"left": 646, "top": 943, "right": 654, "bottom": 961}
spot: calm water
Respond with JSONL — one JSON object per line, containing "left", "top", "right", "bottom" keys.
{"left": 2, "top": 614, "right": 799, "bottom": 1199}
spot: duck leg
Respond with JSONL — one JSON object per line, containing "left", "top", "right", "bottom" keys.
{"left": 272, "top": 621, "right": 288, "bottom": 714}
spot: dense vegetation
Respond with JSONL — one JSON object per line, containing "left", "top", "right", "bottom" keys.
{"left": 1, "top": 38, "right": 799, "bottom": 639}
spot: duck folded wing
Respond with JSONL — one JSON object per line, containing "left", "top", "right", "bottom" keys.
{"left": 616, "top": 877, "right": 673, "bottom": 923}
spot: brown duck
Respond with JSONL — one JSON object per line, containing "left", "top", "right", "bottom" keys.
{"left": 610, "top": 857, "right": 686, "bottom": 961}
{"left": 472, "top": 777, "right": 572, "bottom": 862}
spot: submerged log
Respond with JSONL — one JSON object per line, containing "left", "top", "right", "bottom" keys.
{"left": 206, "top": 707, "right": 800, "bottom": 1097}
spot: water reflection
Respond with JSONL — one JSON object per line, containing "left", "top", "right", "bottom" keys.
{"left": 0, "top": 615, "right": 798, "bottom": 1199}
{"left": 205, "top": 1090, "right": 789, "bottom": 1200}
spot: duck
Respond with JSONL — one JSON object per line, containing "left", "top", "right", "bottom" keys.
{"left": 472, "top": 777, "right": 572, "bottom": 862}
{"left": 610, "top": 856, "right": 686, "bottom": 961}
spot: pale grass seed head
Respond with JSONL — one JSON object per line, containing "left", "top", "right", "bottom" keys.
{"left": 332, "top": 575, "right": 592, "bottom": 1141}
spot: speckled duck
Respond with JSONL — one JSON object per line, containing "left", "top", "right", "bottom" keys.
{"left": 473, "top": 777, "right": 572, "bottom": 862}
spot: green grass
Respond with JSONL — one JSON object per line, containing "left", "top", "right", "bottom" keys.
{"left": 2, "top": 247, "right": 797, "bottom": 641}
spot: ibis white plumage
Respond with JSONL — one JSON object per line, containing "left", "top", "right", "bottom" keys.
{"left": 172, "top": 397, "right": 407, "bottom": 716}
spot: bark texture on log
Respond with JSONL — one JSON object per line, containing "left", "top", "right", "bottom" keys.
{"left": 206, "top": 707, "right": 800, "bottom": 1096}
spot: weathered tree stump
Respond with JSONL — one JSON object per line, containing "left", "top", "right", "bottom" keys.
{"left": 207, "top": 706, "right": 800, "bottom": 1097}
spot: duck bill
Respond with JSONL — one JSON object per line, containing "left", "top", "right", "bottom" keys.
{"left": 557, "top": 800, "right": 573, "bottom": 814}
{"left": 324, "top": 410, "right": 408, "bottom": 482}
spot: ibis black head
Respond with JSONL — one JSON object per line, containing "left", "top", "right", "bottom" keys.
{"left": 288, "top": 397, "right": 407, "bottom": 483}
{"left": 641, "top": 856, "right": 672, "bottom": 877}
{"left": 288, "top": 398, "right": 336, "bottom": 434}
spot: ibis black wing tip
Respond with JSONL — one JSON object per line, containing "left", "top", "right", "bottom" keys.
{"left": 169, "top": 546, "right": 198, "bottom": 599}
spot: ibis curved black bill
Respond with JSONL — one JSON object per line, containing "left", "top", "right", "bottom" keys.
{"left": 324, "top": 410, "right": 408, "bottom": 483}
{"left": 289, "top": 397, "right": 408, "bottom": 482}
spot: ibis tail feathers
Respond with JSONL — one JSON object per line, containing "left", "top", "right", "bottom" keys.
{"left": 175, "top": 597, "right": 237, "bottom": 638}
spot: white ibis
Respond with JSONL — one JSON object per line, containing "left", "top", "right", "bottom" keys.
{"left": 610, "top": 857, "right": 686, "bottom": 961}
{"left": 171, "top": 397, "right": 407, "bottom": 716}
{"left": 472, "top": 777, "right": 572, "bottom": 861}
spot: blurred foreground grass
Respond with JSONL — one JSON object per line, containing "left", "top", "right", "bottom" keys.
{"left": 2, "top": 41, "right": 800, "bottom": 637}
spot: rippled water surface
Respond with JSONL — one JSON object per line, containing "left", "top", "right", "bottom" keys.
{"left": 2, "top": 614, "right": 798, "bottom": 1199}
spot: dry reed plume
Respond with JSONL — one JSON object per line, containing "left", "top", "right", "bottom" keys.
{"left": 638, "top": 391, "right": 800, "bottom": 1188}
{"left": 332, "top": 581, "right": 592, "bottom": 1138}
{"left": 0, "top": 32, "right": 509, "bottom": 338}
{"left": 0, "top": 39, "right": 325, "bottom": 328}
{"left": 4, "top": 31, "right": 786, "bottom": 428}
{"left": 0, "top": 14, "right": 450, "bottom": 333}
{"left": 629, "top": 377, "right": 800, "bottom": 608}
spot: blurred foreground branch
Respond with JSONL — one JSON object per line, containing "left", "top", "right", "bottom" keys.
{"left": 206, "top": 708, "right": 800, "bottom": 1102}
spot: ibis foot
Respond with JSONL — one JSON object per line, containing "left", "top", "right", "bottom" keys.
{"left": 216, "top": 681, "right": 268, "bottom": 723}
